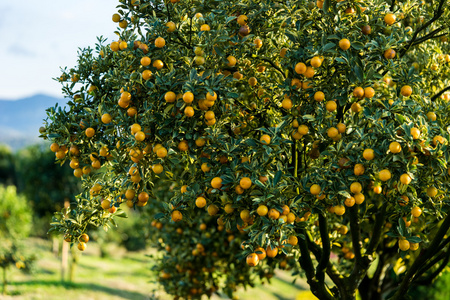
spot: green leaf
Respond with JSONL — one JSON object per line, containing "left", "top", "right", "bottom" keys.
{"left": 154, "top": 212, "right": 165, "bottom": 220}
{"left": 338, "top": 190, "right": 351, "bottom": 198}
{"left": 273, "top": 170, "right": 282, "bottom": 185}
{"left": 322, "top": 42, "right": 336, "bottom": 52}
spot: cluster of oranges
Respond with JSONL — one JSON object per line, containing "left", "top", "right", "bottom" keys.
{"left": 43, "top": 0, "right": 450, "bottom": 298}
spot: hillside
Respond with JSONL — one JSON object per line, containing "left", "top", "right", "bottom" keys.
{"left": 0, "top": 94, "right": 67, "bottom": 150}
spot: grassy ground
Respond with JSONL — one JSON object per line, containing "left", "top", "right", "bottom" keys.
{"left": 2, "top": 238, "right": 316, "bottom": 300}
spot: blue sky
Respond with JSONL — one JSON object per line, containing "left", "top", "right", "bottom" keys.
{"left": 0, "top": 0, "right": 118, "bottom": 100}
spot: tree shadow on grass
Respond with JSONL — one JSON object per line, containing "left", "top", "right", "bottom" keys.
{"left": 10, "top": 280, "right": 151, "bottom": 300}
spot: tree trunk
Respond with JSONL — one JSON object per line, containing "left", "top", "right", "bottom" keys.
{"left": 61, "top": 240, "right": 69, "bottom": 282}
{"left": 69, "top": 247, "right": 79, "bottom": 282}
{"left": 2, "top": 266, "right": 7, "bottom": 295}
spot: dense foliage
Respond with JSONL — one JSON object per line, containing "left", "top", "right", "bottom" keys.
{"left": 43, "top": 0, "right": 450, "bottom": 299}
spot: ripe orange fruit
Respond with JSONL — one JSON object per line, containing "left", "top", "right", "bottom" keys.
{"left": 207, "top": 204, "right": 219, "bottom": 216}
{"left": 184, "top": 106, "right": 194, "bottom": 117}
{"left": 364, "top": 87, "right": 375, "bottom": 98}
{"left": 339, "top": 39, "right": 351, "bottom": 50}
{"left": 224, "top": 203, "right": 234, "bottom": 214}
{"left": 257, "top": 205, "right": 268, "bottom": 216}
{"left": 237, "top": 14, "right": 248, "bottom": 25}
{"left": 78, "top": 242, "right": 87, "bottom": 251}
{"left": 410, "top": 127, "right": 420, "bottom": 139}
{"left": 183, "top": 92, "right": 194, "bottom": 103}
{"left": 101, "top": 113, "right": 112, "bottom": 124}
{"left": 211, "top": 177, "right": 222, "bottom": 189}
{"left": 354, "top": 164, "right": 365, "bottom": 176}
{"left": 411, "top": 206, "right": 422, "bottom": 218}
{"left": 79, "top": 233, "right": 90, "bottom": 243}
{"left": 337, "top": 123, "right": 346, "bottom": 133}
{"left": 314, "top": 91, "right": 325, "bottom": 102}
{"left": 239, "top": 177, "right": 252, "bottom": 189}
{"left": 363, "top": 148, "right": 374, "bottom": 160}
{"left": 351, "top": 102, "right": 362, "bottom": 113}
{"left": 281, "top": 98, "right": 293, "bottom": 109}
{"left": 155, "top": 37, "right": 165, "bottom": 48}
{"left": 400, "top": 85, "right": 412, "bottom": 97}
{"left": 310, "top": 184, "right": 321, "bottom": 195}
{"left": 326, "top": 100, "right": 337, "bottom": 112}
{"left": 400, "top": 174, "right": 412, "bottom": 185}
{"left": 354, "top": 193, "right": 365, "bottom": 204}
{"left": 427, "top": 186, "right": 438, "bottom": 197}
{"left": 384, "top": 48, "right": 396, "bottom": 59}
{"left": 200, "top": 24, "right": 210, "bottom": 31}
{"left": 398, "top": 238, "right": 410, "bottom": 251}
{"left": 255, "top": 247, "right": 266, "bottom": 260}
{"left": 166, "top": 21, "right": 176, "bottom": 32}
{"left": 384, "top": 13, "right": 396, "bottom": 25}
{"left": 288, "top": 236, "right": 298, "bottom": 246}
{"left": 389, "top": 141, "right": 402, "bottom": 154}
{"left": 266, "top": 246, "right": 278, "bottom": 258}
{"left": 240, "top": 209, "right": 251, "bottom": 222}
{"left": 50, "top": 143, "right": 60, "bottom": 152}
{"left": 153, "top": 59, "right": 164, "bottom": 70}
{"left": 327, "top": 127, "right": 339, "bottom": 138}
{"left": 334, "top": 205, "right": 346, "bottom": 216}
{"left": 268, "top": 208, "right": 280, "bottom": 220}
{"left": 345, "top": 197, "right": 355, "bottom": 207}
{"left": 110, "top": 41, "right": 120, "bottom": 51}
{"left": 353, "top": 87, "right": 364, "bottom": 99}
{"left": 246, "top": 253, "right": 259, "bottom": 266}
{"left": 152, "top": 164, "right": 163, "bottom": 174}
{"left": 426, "top": 112, "right": 437, "bottom": 121}
{"left": 112, "top": 13, "right": 121, "bottom": 23}
{"left": 295, "top": 62, "right": 307, "bottom": 74}
{"left": 350, "top": 182, "right": 362, "bottom": 194}
{"left": 195, "top": 197, "right": 207, "bottom": 208}
{"left": 379, "top": 169, "right": 392, "bottom": 181}
{"left": 311, "top": 56, "right": 322, "bottom": 68}
{"left": 171, "top": 210, "right": 183, "bottom": 222}
{"left": 119, "top": 20, "right": 128, "bottom": 28}
{"left": 227, "top": 55, "right": 237, "bottom": 67}
{"left": 165, "top": 91, "right": 176, "bottom": 103}
{"left": 373, "top": 186, "right": 382, "bottom": 194}
{"left": 135, "top": 131, "right": 145, "bottom": 141}
{"left": 85, "top": 128, "right": 95, "bottom": 137}
{"left": 260, "top": 134, "right": 271, "bottom": 145}
{"left": 304, "top": 66, "right": 315, "bottom": 78}
{"left": 142, "top": 70, "right": 152, "bottom": 80}
{"left": 119, "top": 41, "right": 128, "bottom": 50}
{"left": 298, "top": 124, "right": 309, "bottom": 135}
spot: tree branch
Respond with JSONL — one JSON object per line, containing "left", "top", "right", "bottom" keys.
{"left": 316, "top": 213, "right": 331, "bottom": 282}
{"left": 389, "top": 213, "right": 450, "bottom": 299}
{"left": 414, "top": 249, "right": 450, "bottom": 286}
{"left": 431, "top": 85, "right": 450, "bottom": 101}
{"left": 413, "top": 249, "right": 449, "bottom": 282}
{"left": 411, "top": 26, "right": 448, "bottom": 46}
{"left": 298, "top": 229, "right": 335, "bottom": 299}
{"left": 366, "top": 201, "right": 387, "bottom": 254}
{"left": 349, "top": 205, "right": 362, "bottom": 262}
{"left": 261, "top": 58, "right": 287, "bottom": 79}
{"left": 399, "top": 0, "right": 446, "bottom": 57}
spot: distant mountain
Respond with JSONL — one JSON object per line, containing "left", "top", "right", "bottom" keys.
{"left": 0, "top": 94, "right": 68, "bottom": 150}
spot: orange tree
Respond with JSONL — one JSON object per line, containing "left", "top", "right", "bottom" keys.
{"left": 42, "top": 0, "right": 450, "bottom": 299}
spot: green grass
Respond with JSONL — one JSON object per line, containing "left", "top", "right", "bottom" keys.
{"left": 3, "top": 238, "right": 316, "bottom": 300}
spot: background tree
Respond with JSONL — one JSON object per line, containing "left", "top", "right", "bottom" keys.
{"left": 0, "top": 185, "right": 34, "bottom": 295}
{"left": 43, "top": 0, "right": 450, "bottom": 299}
{"left": 0, "top": 145, "right": 16, "bottom": 187}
